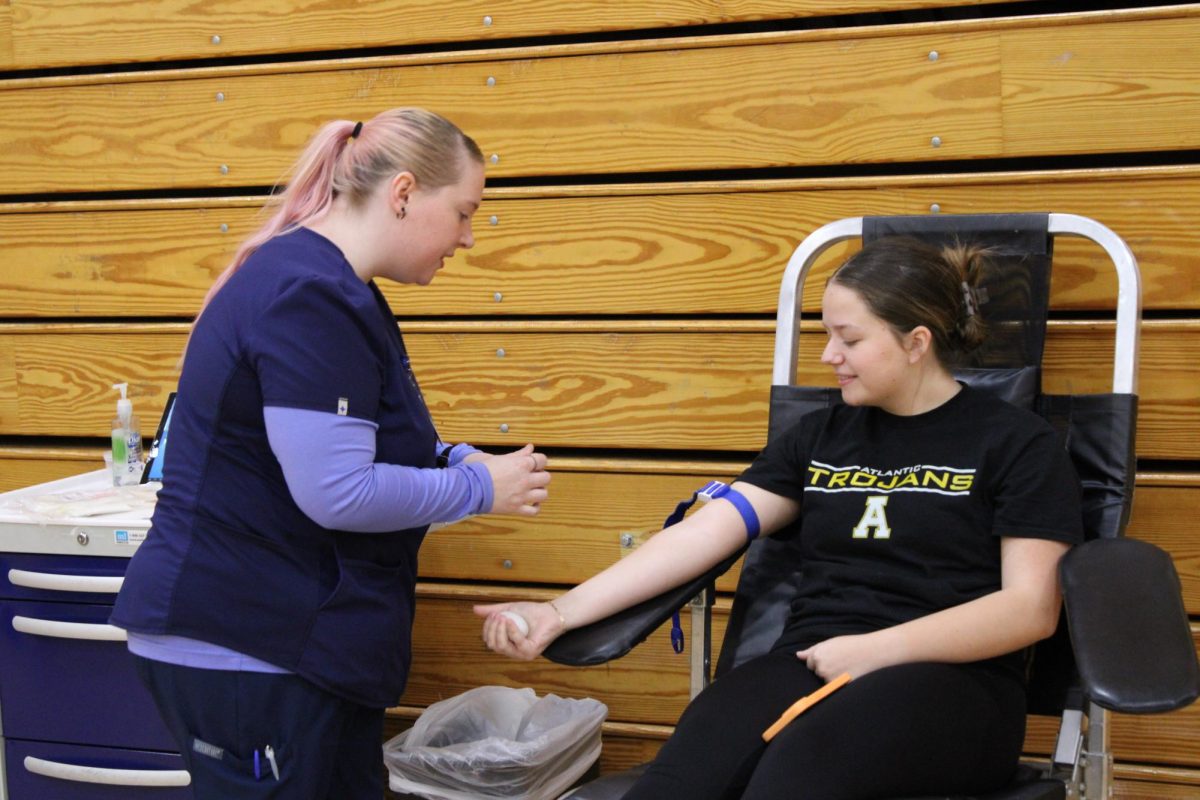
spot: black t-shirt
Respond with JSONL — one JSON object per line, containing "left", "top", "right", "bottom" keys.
{"left": 738, "top": 385, "right": 1084, "bottom": 675}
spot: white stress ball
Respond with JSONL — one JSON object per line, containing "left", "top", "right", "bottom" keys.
{"left": 500, "top": 610, "right": 530, "bottom": 636}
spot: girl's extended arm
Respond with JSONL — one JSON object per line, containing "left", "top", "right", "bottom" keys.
{"left": 475, "top": 482, "right": 799, "bottom": 660}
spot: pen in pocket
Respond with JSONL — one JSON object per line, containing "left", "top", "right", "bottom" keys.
{"left": 265, "top": 745, "right": 280, "bottom": 780}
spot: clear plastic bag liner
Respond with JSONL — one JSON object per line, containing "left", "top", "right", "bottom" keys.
{"left": 384, "top": 686, "right": 607, "bottom": 800}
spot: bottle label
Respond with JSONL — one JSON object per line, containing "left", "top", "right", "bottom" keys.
{"left": 112, "top": 429, "right": 143, "bottom": 485}
{"left": 126, "top": 431, "right": 143, "bottom": 460}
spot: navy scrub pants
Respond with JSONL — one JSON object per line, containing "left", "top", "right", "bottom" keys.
{"left": 622, "top": 649, "right": 1027, "bottom": 800}
{"left": 134, "top": 656, "right": 385, "bottom": 800}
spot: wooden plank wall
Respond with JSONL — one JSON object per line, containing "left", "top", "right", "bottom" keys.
{"left": 1, "top": 2, "right": 1197, "bottom": 797}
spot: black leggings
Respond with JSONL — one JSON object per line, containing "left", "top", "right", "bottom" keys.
{"left": 623, "top": 650, "right": 1026, "bottom": 800}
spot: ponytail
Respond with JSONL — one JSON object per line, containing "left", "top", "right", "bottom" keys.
{"left": 196, "top": 120, "right": 359, "bottom": 316}
{"left": 941, "top": 242, "right": 990, "bottom": 354}
{"left": 192, "top": 108, "right": 482, "bottom": 321}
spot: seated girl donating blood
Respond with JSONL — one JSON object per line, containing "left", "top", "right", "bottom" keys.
{"left": 476, "top": 236, "right": 1083, "bottom": 799}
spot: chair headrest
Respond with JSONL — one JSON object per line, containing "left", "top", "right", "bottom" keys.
{"left": 953, "top": 366, "right": 1041, "bottom": 410}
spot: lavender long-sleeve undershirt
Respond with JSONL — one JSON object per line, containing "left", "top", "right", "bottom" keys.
{"left": 264, "top": 406, "right": 493, "bottom": 532}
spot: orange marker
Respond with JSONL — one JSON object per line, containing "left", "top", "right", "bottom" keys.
{"left": 762, "top": 672, "right": 852, "bottom": 742}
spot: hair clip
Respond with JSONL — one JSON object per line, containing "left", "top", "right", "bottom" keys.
{"left": 350, "top": 121, "right": 363, "bottom": 139}
{"left": 961, "top": 281, "right": 977, "bottom": 318}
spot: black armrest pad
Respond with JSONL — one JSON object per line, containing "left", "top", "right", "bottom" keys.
{"left": 1060, "top": 538, "right": 1200, "bottom": 714}
{"left": 543, "top": 549, "right": 745, "bottom": 667}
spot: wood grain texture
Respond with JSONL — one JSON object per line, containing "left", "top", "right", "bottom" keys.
{"left": 1111, "top": 766, "right": 1200, "bottom": 799}
{"left": 0, "top": 200, "right": 257, "bottom": 318}
{"left": 0, "top": 326, "right": 184, "bottom": 441}
{"left": 0, "top": 320, "right": 1196, "bottom": 458}
{"left": 2, "top": 0, "right": 1003, "bottom": 69}
{"left": 3, "top": 166, "right": 1198, "bottom": 317}
{"left": 1126, "top": 484, "right": 1200, "bottom": 617}
{"left": 0, "top": 446, "right": 105, "bottom": 493}
{"left": 1113, "top": 780, "right": 1200, "bottom": 800}
{"left": 410, "top": 321, "right": 1200, "bottom": 459}
{"left": 2, "top": 9, "right": 1197, "bottom": 190}
{"left": 0, "top": 28, "right": 997, "bottom": 190}
{"left": 419, "top": 170, "right": 1200, "bottom": 316}
{"left": 1000, "top": 15, "right": 1200, "bottom": 157}
{"left": 0, "top": 4, "right": 11, "bottom": 68}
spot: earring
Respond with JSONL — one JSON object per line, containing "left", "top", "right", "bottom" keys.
{"left": 396, "top": 207, "right": 407, "bottom": 220}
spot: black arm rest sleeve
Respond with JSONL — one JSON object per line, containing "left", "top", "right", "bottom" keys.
{"left": 1060, "top": 538, "right": 1200, "bottom": 714}
{"left": 543, "top": 548, "right": 745, "bottom": 667}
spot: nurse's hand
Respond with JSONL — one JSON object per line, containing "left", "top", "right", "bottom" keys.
{"left": 474, "top": 600, "right": 565, "bottom": 661}
{"left": 483, "top": 444, "right": 551, "bottom": 516}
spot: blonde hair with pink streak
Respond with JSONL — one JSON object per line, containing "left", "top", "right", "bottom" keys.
{"left": 195, "top": 107, "right": 482, "bottom": 319}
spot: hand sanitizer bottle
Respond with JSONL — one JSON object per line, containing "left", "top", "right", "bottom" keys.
{"left": 111, "top": 383, "right": 144, "bottom": 486}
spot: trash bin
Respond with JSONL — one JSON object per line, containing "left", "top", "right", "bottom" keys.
{"left": 384, "top": 686, "right": 607, "bottom": 800}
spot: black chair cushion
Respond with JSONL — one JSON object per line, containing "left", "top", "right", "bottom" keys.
{"left": 1061, "top": 537, "right": 1200, "bottom": 714}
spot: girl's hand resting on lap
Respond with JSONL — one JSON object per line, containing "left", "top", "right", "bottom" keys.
{"left": 797, "top": 634, "right": 893, "bottom": 681}
{"left": 474, "top": 600, "right": 566, "bottom": 661}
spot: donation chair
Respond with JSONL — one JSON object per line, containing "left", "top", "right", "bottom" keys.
{"left": 547, "top": 213, "right": 1200, "bottom": 800}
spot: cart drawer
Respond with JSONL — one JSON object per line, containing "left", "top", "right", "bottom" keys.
{"left": 0, "top": 598, "right": 174, "bottom": 750}
{"left": 1, "top": 553, "right": 127, "bottom": 603}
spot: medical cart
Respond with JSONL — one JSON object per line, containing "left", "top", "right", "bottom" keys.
{"left": 0, "top": 470, "right": 192, "bottom": 799}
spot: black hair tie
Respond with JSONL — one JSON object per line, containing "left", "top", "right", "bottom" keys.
{"left": 350, "top": 121, "right": 363, "bottom": 139}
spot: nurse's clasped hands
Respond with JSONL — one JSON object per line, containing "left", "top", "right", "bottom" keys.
{"left": 480, "top": 443, "right": 551, "bottom": 516}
